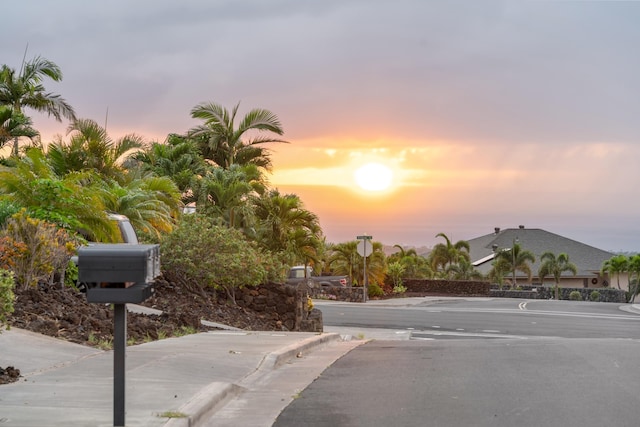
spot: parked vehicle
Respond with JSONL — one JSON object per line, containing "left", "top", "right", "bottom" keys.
{"left": 72, "top": 213, "right": 139, "bottom": 291}
{"left": 108, "top": 213, "right": 139, "bottom": 244}
{"left": 286, "top": 266, "right": 350, "bottom": 287}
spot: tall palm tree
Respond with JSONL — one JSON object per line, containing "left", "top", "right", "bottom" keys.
{"left": 188, "top": 101, "right": 288, "bottom": 171}
{"left": 626, "top": 254, "right": 640, "bottom": 303}
{"left": 601, "top": 254, "right": 628, "bottom": 290}
{"left": 0, "top": 106, "right": 38, "bottom": 149}
{"left": 493, "top": 242, "right": 536, "bottom": 287}
{"left": 429, "top": 232, "right": 470, "bottom": 276}
{"left": 0, "top": 56, "right": 76, "bottom": 156}
{"left": 538, "top": 252, "right": 578, "bottom": 300}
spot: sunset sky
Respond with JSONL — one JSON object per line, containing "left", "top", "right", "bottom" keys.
{"left": 4, "top": 1, "right": 640, "bottom": 252}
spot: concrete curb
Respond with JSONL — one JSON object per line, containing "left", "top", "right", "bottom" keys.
{"left": 164, "top": 382, "right": 245, "bottom": 427}
{"left": 163, "top": 333, "right": 342, "bottom": 427}
{"left": 256, "top": 332, "right": 342, "bottom": 371}
{"left": 620, "top": 304, "right": 640, "bottom": 315}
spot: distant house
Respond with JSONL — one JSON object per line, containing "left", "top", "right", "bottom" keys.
{"left": 467, "top": 225, "right": 623, "bottom": 290}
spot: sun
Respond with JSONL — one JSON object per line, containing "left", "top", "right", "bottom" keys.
{"left": 354, "top": 162, "right": 394, "bottom": 192}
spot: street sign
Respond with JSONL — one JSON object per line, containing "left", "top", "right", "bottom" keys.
{"left": 356, "top": 239, "right": 370, "bottom": 257}
{"left": 355, "top": 234, "right": 372, "bottom": 303}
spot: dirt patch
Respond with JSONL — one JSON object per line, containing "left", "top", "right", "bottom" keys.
{"left": 1, "top": 277, "right": 281, "bottom": 384}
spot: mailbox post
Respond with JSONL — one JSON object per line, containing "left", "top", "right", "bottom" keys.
{"left": 78, "top": 244, "right": 160, "bottom": 427}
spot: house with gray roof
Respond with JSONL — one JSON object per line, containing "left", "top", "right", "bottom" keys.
{"left": 467, "top": 225, "right": 623, "bottom": 290}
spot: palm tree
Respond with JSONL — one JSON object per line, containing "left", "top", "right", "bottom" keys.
{"left": 601, "top": 254, "right": 629, "bottom": 290}
{"left": 626, "top": 254, "right": 640, "bottom": 303}
{"left": 326, "top": 241, "right": 359, "bottom": 285}
{"left": 47, "top": 119, "right": 144, "bottom": 181}
{"left": 538, "top": 252, "right": 578, "bottom": 300}
{"left": 189, "top": 164, "right": 265, "bottom": 230}
{"left": 128, "top": 134, "right": 206, "bottom": 195}
{"left": 429, "top": 232, "right": 470, "bottom": 276}
{"left": 253, "top": 189, "right": 321, "bottom": 255}
{"left": 0, "top": 55, "right": 76, "bottom": 156}
{"left": 188, "top": 101, "right": 288, "bottom": 171}
{"left": 99, "top": 174, "right": 182, "bottom": 240}
{"left": 328, "top": 241, "right": 387, "bottom": 289}
{"left": 446, "top": 258, "right": 484, "bottom": 281}
{"left": 493, "top": 242, "right": 536, "bottom": 288}
{"left": 0, "top": 106, "right": 38, "bottom": 149}
{"left": 285, "top": 227, "right": 323, "bottom": 272}
{"left": 487, "top": 260, "right": 510, "bottom": 289}
{"left": 389, "top": 244, "right": 432, "bottom": 279}
{"left": 0, "top": 148, "right": 117, "bottom": 241}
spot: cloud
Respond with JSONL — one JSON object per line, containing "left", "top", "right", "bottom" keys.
{"left": 4, "top": 0, "right": 640, "bottom": 250}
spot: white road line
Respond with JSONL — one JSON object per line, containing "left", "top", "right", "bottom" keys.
{"left": 411, "top": 330, "right": 529, "bottom": 340}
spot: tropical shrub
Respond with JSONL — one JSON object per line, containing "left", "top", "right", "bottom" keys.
{"left": 2, "top": 211, "right": 78, "bottom": 290}
{"left": 65, "top": 259, "right": 79, "bottom": 288}
{"left": 393, "top": 284, "right": 408, "bottom": 294}
{"left": 569, "top": 291, "right": 583, "bottom": 301}
{"left": 0, "top": 200, "right": 19, "bottom": 227}
{"left": 160, "top": 214, "right": 274, "bottom": 303}
{"left": 368, "top": 282, "right": 384, "bottom": 298}
{"left": 0, "top": 269, "right": 14, "bottom": 330}
{"left": 0, "top": 236, "right": 27, "bottom": 271}
{"left": 589, "top": 290, "right": 601, "bottom": 302}
{"left": 387, "top": 261, "right": 405, "bottom": 289}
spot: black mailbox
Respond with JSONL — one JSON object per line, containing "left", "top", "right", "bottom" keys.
{"left": 78, "top": 244, "right": 161, "bottom": 426}
{"left": 78, "top": 244, "right": 160, "bottom": 304}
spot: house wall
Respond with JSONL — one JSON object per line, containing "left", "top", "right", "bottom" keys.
{"left": 603, "top": 273, "right": 630, "bottom": 292}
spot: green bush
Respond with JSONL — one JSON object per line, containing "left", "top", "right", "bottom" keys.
{"left": 0, "top": 200, "right": 19, "bottom": 228}
{"left": 65, "top": 259, "right": 79, "bottom": 288}
{"left": 393, "top": 284, "right": 407, "bottom": 295}
{"left": 589, "top": 290, "right": 601, "bottom": 302}
{"left": 368, "top": 282, "right": 384, "bottom": 298}
{"left": 569, "top": 291, "right": 583, "bottom": 301}
{"left": 0, "top": 269, "right": 15, "bottom": 330}
{"left": 160, "top": 214, "right": 279, "bottom": 303}
{"left": 387, "top": 262, "right": 405, "bottom": 288}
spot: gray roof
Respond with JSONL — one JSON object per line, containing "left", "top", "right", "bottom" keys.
{"left": 467, "top": 227, "right": 613, "bottom": 278}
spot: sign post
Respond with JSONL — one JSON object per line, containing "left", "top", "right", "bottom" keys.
{"left": 356, "top": 234, "right": 372, "bottom": 302}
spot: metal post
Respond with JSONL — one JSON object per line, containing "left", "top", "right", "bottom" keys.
{"left": 512, "top": 238, "right": 518, "bottom": 288}
{"left": 356, "top": 234, "right": 372, "bottom": 303}
{"left": 363, "top": 241, "right": 368, "bottom": 303}
{"left": 114, "top": 303, "right": 126, "bottom": 427}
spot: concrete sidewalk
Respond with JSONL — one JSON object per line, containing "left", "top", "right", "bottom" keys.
{"left": 0, "top": 328, "right": 359, "bottom": 427}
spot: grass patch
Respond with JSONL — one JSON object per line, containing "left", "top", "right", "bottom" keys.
{"left": 157, "top": 411, "right": 187, "bottom": 418}
{"left": 88, "top": 332, "right": 113, "bottom": 350}
{"left": 174, "top": 325, "right": 198, "bottom": 337}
